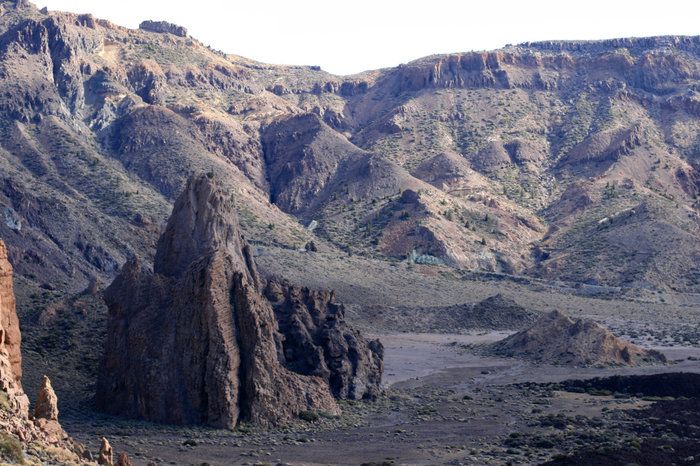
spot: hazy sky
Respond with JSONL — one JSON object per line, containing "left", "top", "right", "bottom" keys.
{"left": 37, "top": 0, "right": 700, "bottom": 75}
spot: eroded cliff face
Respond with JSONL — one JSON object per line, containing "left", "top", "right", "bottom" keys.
{"left": 0, "top": 238, "right": 86, "bottom": 462}
{"left": 97, "top": 175, "right": 382, "bottom": 427}
{"left": 0, "top": 239, "right": 28, "bottom": 416}
{"left": 265, "top": 278, "right": 383, "bottom": 400}
{"left": 0, "top": 239, "right": 22, "bottom": 390}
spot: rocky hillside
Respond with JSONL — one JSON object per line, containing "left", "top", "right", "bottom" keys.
{"left": 492, "top": 310, "right": 667, "bottom": 366}
{"left": 0, "top": 0, "right": 699, "bottom": 299}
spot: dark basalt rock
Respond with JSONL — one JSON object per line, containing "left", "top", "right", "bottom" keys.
{"left": 265, "top": 278, "right": 384, "bottom": 400}
{"left": 97, "top": 175, "right": 382, "bottom": 427}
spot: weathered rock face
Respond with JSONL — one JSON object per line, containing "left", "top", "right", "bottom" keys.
{"left": 97, "top": 175, "right": 378, "bottom": 427}
{"left": 98, "top": 437, "right": 112, "bottom": 466}
{"left": 32, "top": 375, "right": 58, "bottom": 420}
{"left": 265, "top": 278, "right": 384, "bottom": 400}
{"left": 0, "top": 239, "right": 83, "bottom": 459}
{"left": 493, "top": 310, "right": 667, "bottom": 366}
{"left": 0, "top": 239, "right": 22, "bottom": 389}
{"left": 138, "top": 20, "right": 187, "bottom": 37}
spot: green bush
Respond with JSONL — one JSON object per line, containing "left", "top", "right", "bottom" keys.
{"left": 0, "top": 433, "right": 24, "bottom": 464}
{"left": 299, "top": 410, "right": 319, "bottom": 422}
{"left": 0, "top": 391, "right": 11, "bottom": 411}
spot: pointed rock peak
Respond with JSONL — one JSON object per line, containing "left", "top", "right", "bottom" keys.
{"left": 98, "top": 437, "right": 113, "bottom": 466}
{"left": 33, "top": 375, "right": 58, "bottom": 421}
{"left": 154, "top": 174, "right": 246, "bottom": 279}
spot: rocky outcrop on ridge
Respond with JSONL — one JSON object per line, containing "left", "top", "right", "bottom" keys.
{"left": 493, "top": 310, "right": 667, "bottom": 366}
{"left": 138, "top": 20, "right": 187, "bottom": 37}
{"left": 97, "top": 175, "right": 382, "bottom": 427}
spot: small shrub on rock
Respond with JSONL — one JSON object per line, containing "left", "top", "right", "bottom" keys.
{"left": 0, "top": 432, "right": 24, "bottom": 464}
{"left": 299, "top": 410, "right": 319, "bottom": 422}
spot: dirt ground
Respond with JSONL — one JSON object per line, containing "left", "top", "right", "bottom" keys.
{"left": 62, "top": 331, "right": 700, "bottom": 465}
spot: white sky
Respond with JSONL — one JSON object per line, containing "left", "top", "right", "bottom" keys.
{"left": 36, "top": 0, "right": 700, "bottom": 76}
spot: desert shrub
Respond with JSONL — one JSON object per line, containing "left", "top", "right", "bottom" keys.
{"left": 0, "top": 432, "right": 24, "bottom": 464}
{"left": 299, "top": 410, "right": 319, "bottom": 422}
{"left": 44, "top": 445, "right": 80, "bottom": 465}
{"left": 317, "top": 411, "right": 337, "bottom": 419}
{"left": 0, "top": 391, "right": 11, "bottom": 411}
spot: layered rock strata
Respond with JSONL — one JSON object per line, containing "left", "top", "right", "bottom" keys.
{"left": 97, "top": 175, "right": 383, "bottom": 427}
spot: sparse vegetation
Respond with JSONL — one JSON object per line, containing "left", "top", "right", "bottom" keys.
{"left": 0, "top": 433, "right": 24, "bottom": 464}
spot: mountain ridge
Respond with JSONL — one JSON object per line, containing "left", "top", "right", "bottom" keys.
{"left": 0, "top": 0, "right": 698, "bottom": 296}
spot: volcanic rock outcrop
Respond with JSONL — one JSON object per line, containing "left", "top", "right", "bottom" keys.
{"left": 493, "top": 310, "right": 666, "bottom": 366}
{"left": 265, "top": 278, "right": 383, "bottom": 400}
{"left": 32, "top": 375, "right": 58, "bottom": 420}
{"left": 138, "top": 20, "right": 187, "bottom": 37}
{"left": 0, "top": 239, "right": 85, "bottom": 462}
{"left": 98, "top": 437, "right": 112, "bottom": 465}
{"left": 97, "top": 175, "right": 383, "bottom": 427}
{"left": 0, "top": 239, "right": 28, "bottom": 415}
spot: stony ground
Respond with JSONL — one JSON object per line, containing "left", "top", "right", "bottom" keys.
{"left": 13, "top": 251, "right": 700, "bottom": 465}
{"left": 56, "top": 331, "right": 700, "bottom": 465}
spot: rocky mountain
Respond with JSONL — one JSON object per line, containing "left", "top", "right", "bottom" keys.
{"left": 0, "top": 0, "right": 698, "bottom": 297}
{"left": 96, "top": 175, "right": 383, "bottom": 427}
{"left": 492, "top": 310, "right": 667, "bottom": 366}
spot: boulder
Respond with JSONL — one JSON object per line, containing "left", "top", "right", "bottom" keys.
{"left": 116, "top": 452, "right": 132, "bottom": 466}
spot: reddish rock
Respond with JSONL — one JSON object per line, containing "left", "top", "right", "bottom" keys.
{"left": 97, "top": 175, "right": 353, "bottom": 427}
{"left": 32, "top": 375, "right": 58, "bottom": 420}
{"left": 98, "top": 437, "right": 113, "bottom": 465}
{"left": 116, "top": 452, "right": 132, "bottom": 466}
{"left": 0, "top": 240, "right": 22, "bottom": 387}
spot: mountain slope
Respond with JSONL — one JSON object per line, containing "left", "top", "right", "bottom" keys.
{"left": 0, "top": 0, "right": 698, "bottom": 293}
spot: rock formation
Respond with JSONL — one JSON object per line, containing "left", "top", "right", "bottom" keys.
{"left": 98, "top": 437, "right": 112, "bottom": 465}
{"left": 493, "top": 310, "right": 667, "bottom": 366}
{"left": 32, "top": 375, "right": 58, "bottom": 420}
{"left": 138, "top": 20, "right": 187, "bottom": 37}
{"left": 0, "top": 239, "right": 85, "bottom": 462}
{"left": 116, "top": 452, "right": 132, "bottom": 466}
{"left": 0, "top": 239, "right": 23, "bottom": 390}
{"left": 97, "top": 175, "right": 382, "bottom": 427}
{"left": 265, "top": 278, "right": 383, "bottom": 400}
